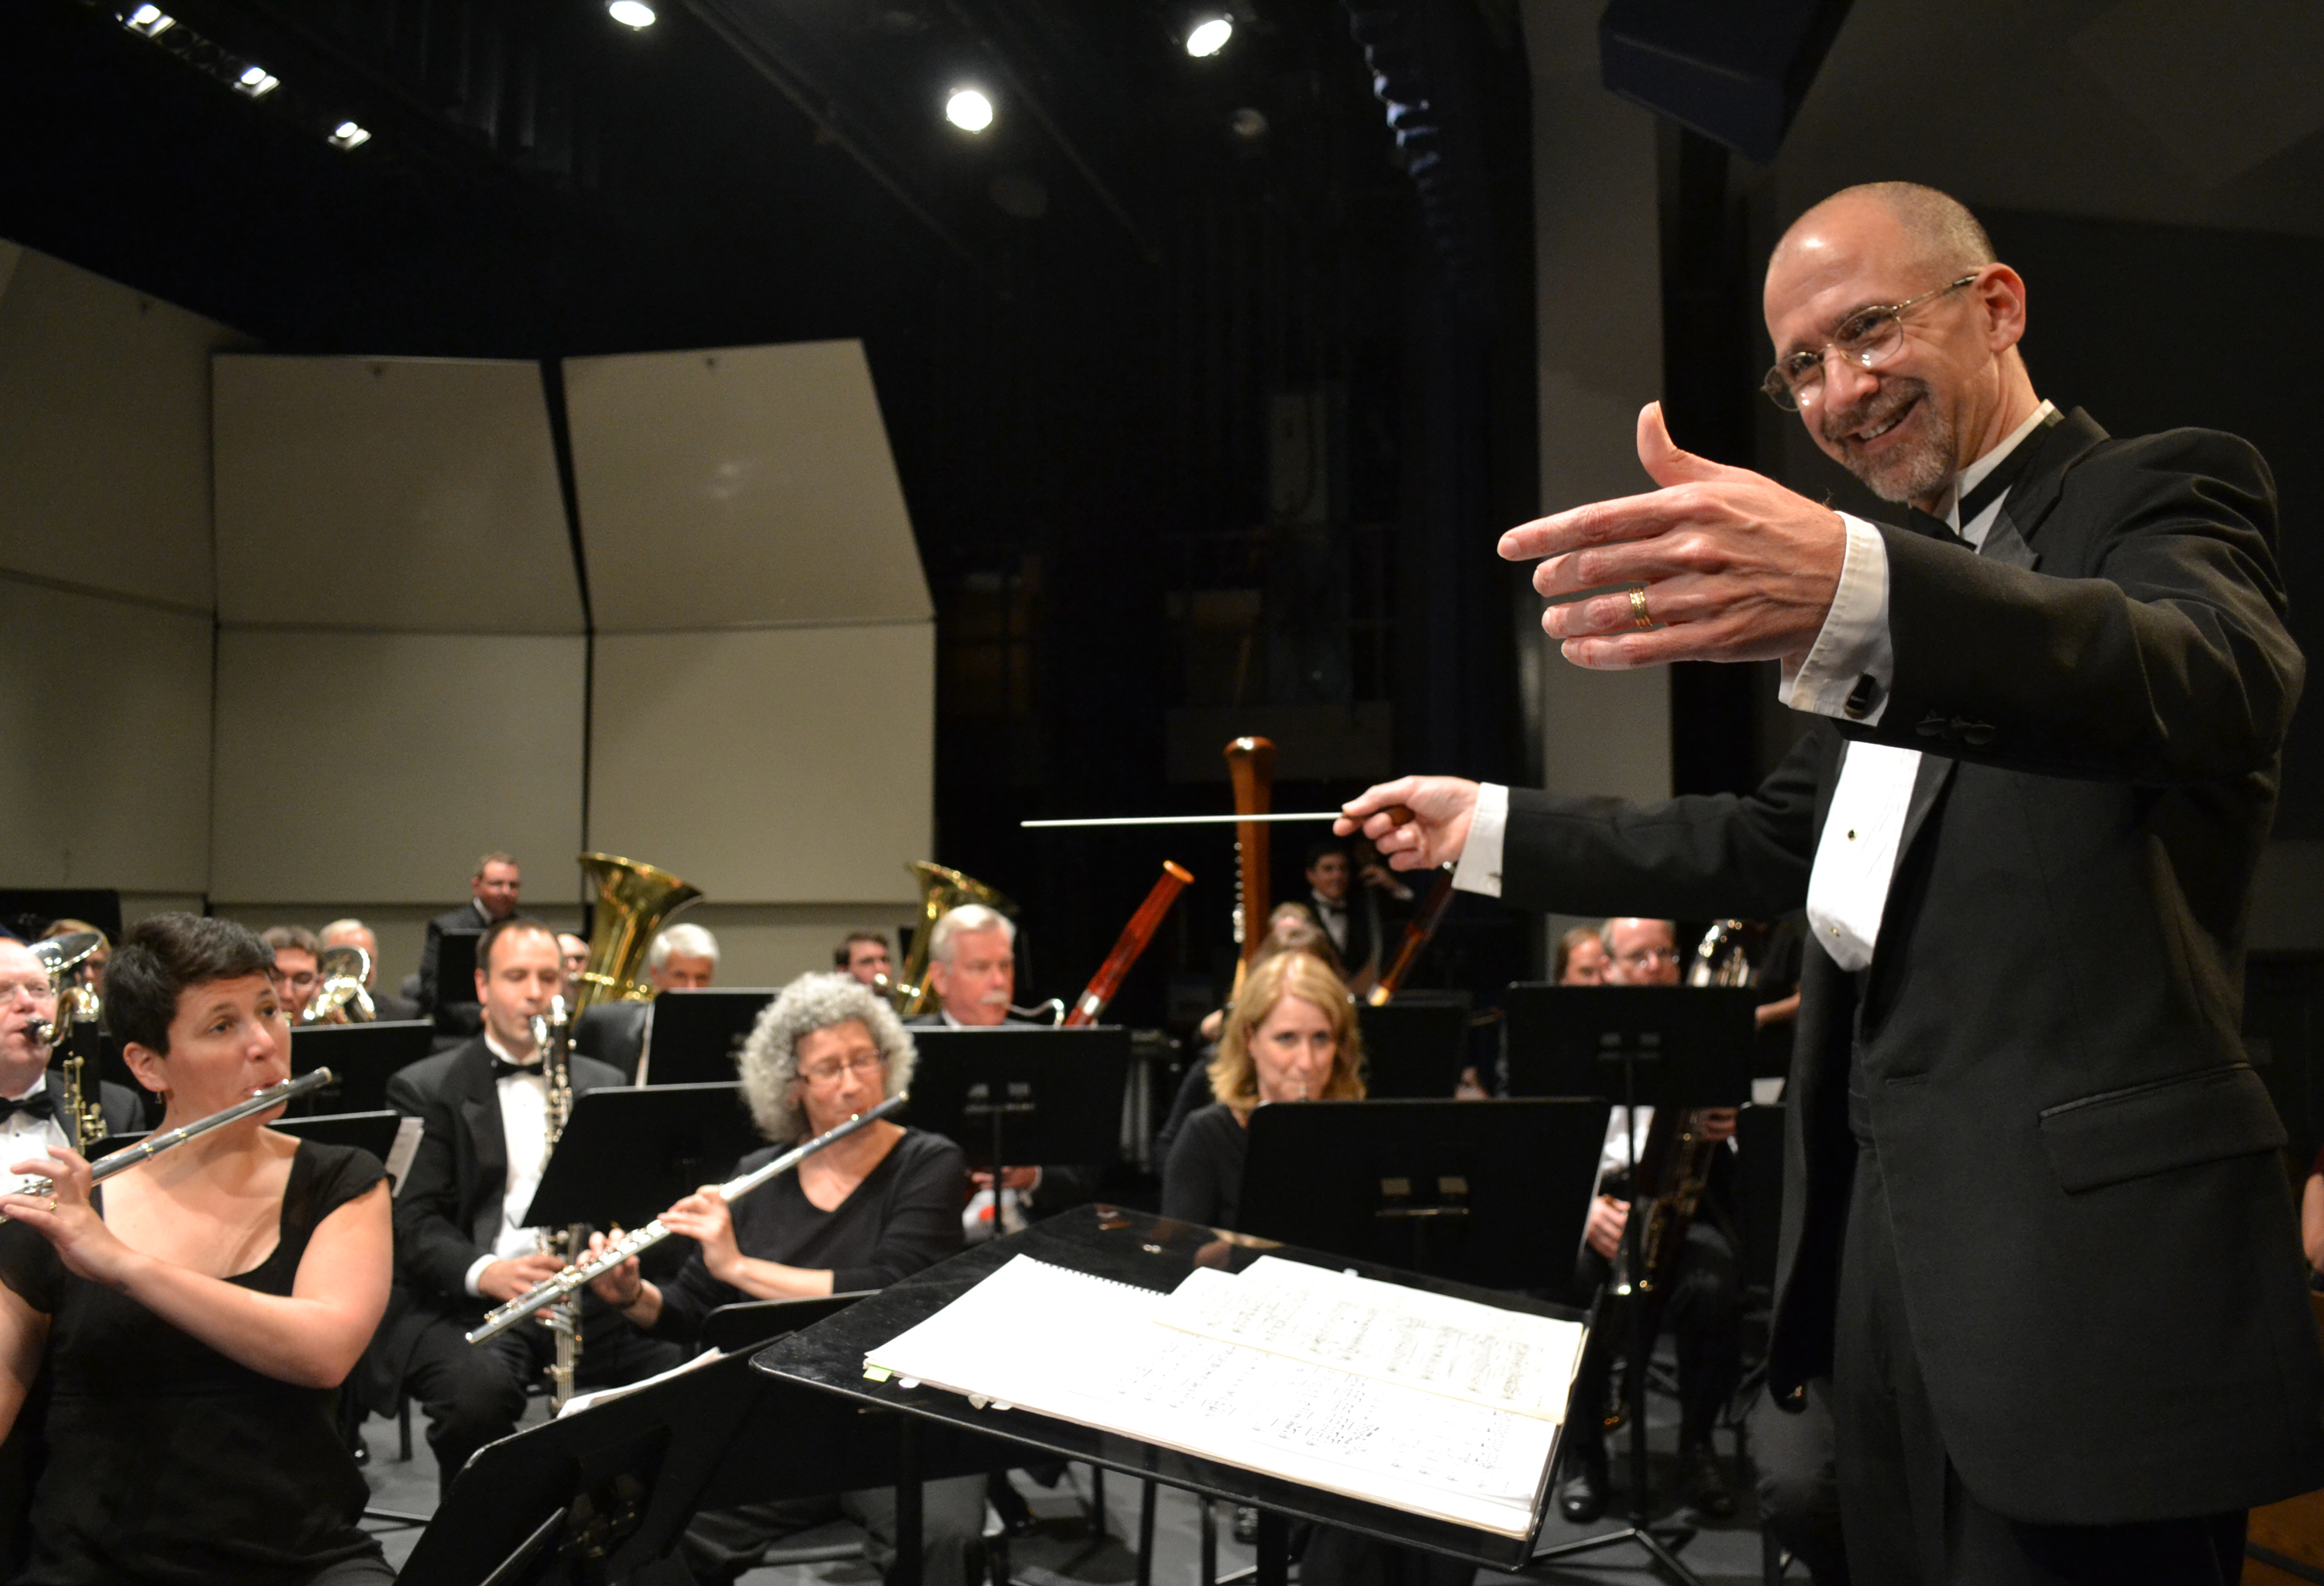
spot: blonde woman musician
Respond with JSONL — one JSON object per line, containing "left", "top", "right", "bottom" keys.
{"left": 0, "top": 914, "right": 393, "bottom": 1586}
{"left": 1160, "top": 950, "right": 1366, "bottom": 1231}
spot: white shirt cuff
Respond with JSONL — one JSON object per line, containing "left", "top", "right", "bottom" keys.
{"left": 462, "top": 1253, "right": 495, "bottom": 1299}
{"left": 1452, "top": 783, "right": 1508, "bottom": 899}
{"left": 1779, "top": 512, "right": 1895, "bottom": 724}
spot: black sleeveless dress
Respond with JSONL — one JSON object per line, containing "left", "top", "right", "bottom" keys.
{"left": 0, "top": 1140, "right": 389, "bottom": 1586}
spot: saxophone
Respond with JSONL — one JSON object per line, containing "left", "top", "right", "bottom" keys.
{"left": 531, "top": 995, "right": 584, "bottom": 1410}
{"left": 29, "top": 933, "right": 109, "bottom": 1154}
{"left": 1629, "top": 921, "right": 1755, "bottom": 1296}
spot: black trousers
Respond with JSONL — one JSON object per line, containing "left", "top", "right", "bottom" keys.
{"left": 1567, "top": 1220, "right": 1744, "bottom": 1456}
{"left": 1833, "top": 1146, "right": 2247, "bottom": 1585}
{"left": 1749, "top": 1377, "right": 1850, "bottom": 1586}
{"left": 401, "top": 1302, "right": 684, "bottom": 1494}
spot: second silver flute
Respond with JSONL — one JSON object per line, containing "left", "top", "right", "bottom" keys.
{"left": 466, "top": 1090, "right": 910, "bottom": 1345}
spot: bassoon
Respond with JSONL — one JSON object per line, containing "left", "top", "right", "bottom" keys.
{"left": 1224, "top": 736, "right": 1275, "bottom": 999}
{"left": 1064, "top": 862, "right": 1194, "bottom": 1026}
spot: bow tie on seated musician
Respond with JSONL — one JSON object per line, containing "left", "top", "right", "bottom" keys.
{"left": 586, "top": 972, "right": 983, "bottom": 1586}
{"left": 362, "top": 916, "right": 679, "bottom": 1496}
{"left": 836, "top": 928, "right": 893, "bottom": 989}
{"left": 0, "top": 915, "right": 395, "bottom": 1586}
{"left": 902, "top": 906, "right": 1098, "bottom": 1225}
{"left": 263, "top": 924, "right": 325, "bottom": 1024}
{"left": 572, "top": 924, "right": 721, "bottom": 1080}
{"left": 1302, "top": 838, "right": 1411, "bottom": 995}
{"left": 417, "top": 849, "right": 524, "bottom": 1038}
{"left": 0, "top": 939, "right": 140, "bottom": 1155}
{"left": 318, "top": 919, "right": 421, "bottom": 1022}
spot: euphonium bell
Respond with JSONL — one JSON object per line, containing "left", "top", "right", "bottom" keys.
{"left": 304, "top": 945, "right": 376, "bottom": 1024}
{"left": 572, "top": 853, "right": 703, "bottom": 1016}
{"left": 890, "top": 862, "right": 1016, "bottom": 1017}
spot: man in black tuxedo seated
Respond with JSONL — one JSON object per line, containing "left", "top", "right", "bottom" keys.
{"left": 1342, "top": 181, "right": 2324, "bottom": 1582}
{"left": 903, "top": 905, "right": 1095, "bottom": 1234}
{"left": 320, "top": 919, "right": 422, "bottom": 1021}
{"left": 574, "top": 924, "right": 721, "bottom": 1082}
{"left": 1557, "top": 917, "right": 1742, "bottom": 1523}
{"left": 1301, "top": 838, "right": 1411, "bottom": 993}
{"left": 0, "top": 937, "right": 142, "bottom": 1149}
{"left": 418, "top": 850, "right": 523, "bottom": 1038}
{"left": 373, "top": 915, "right": 680, "bottom": 1492}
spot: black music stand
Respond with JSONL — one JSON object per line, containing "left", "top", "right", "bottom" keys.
{"left": 400, "top": 1340, "right": 1025, "bottom": 1586}
{"left": 287, "top": 1020, "right": 434, "bottom": 1113}
{"left": 902, "top": 1027, "right": 1129, "bottom": 1186}
{"left": 755, "top": 1205, "right": 1588, "bottom": 1585}
{"left": 1500, "top": 984, "right": 1755, "bottom": 1586}
{"left": 1356, "top": 997, "right": 1473, "bottom": 1099}
{"left": 434, "top": 927, "right": 482, "bottom": 1036}
{"left": 1237, "top": 1098, "right": 1610, "bottom": 1290}
{"left": 521, "top": 1083, "right": 760, "bottom": 1232}
{"left": 640, "top": 988, "right": 776, "bottom": 1085}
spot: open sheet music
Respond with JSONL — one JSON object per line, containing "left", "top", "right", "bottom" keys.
{"left": 863, "top": 1254, "right": 1583, "bottom": 1536}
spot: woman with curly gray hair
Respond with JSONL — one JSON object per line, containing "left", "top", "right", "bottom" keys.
{"left": 587, "top": 972, "right": 976, "bottom": 1586}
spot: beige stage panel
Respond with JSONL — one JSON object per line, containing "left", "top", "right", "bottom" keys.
{"left": 210, "top": 629, "right": 586, "bottom": 904}
{"left": 0, "top": 243, "right": 246, "bottom": 611}
{"left": 562, "top": 339, "right": 933, "bottom": 632}
{"left": 588, "top": 624, "right": 933, "bottom": 903}
{"left": 212, "top": 355, "right": 582, "bottom": 633}
{"left": 0, "top": 584, "right": 212, "bottom": 893}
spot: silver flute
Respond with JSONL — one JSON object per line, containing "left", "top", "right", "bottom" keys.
{"left": 7, "top": 1068, "right": 336, "bottom": 1203}
{"left": 466, "top": 1090, "right": 909, "bottom": 1345}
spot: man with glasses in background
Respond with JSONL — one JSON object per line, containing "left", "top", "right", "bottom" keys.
{"left": 1556, "top": 918, "right": 1745, "bottom": 1523}
{"left": 1343, "top": 181, "right": 2321, "bottom": 1581}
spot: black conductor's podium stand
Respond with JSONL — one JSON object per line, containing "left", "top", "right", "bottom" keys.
{"left": 401, "top": 1304, "right": 1023, "bottom": 1586}
{"left": 1237, "top": 1098, "right": 1610, "bottom": 1289}
{"left": 902, "top": 1027, "right": 1129, "bottom": 1184}
{"left": 755, "top": 1205, "right": 1588, "bottom": 1584}
{"left": 520, "top": 1082, "right": 759, "bottom": 1232}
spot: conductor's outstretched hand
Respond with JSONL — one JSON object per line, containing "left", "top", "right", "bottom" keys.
{"left": 1502, "top": 402, "right": 1847, "bottom": 669}
{"left": 1337, "top": 778, "right": 1478, "bottom": 870}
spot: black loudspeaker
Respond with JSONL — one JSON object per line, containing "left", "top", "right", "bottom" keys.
{"left": 1598, "top": 0, "right": 1854, "bottom": 163}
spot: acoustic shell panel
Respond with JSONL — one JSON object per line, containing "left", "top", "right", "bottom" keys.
{"left": 212, "top": 355, "right": 582, "bottom": 633}
{"left": 0, "top": 584, "right": 213, "bottom": 893}
{"left": 210, "top": 629, "right": 586, "bottom": 904}
{"left": 562, "top": 339, "right": 932, "bottom": 632}
{"left": 588, "top": 623, "right": 933, "bottom": 903}
{"left": 0, "top": 243, "right": 245, "bottom": 611}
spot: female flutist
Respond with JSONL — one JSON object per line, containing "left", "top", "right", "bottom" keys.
{"left": 0, "top": 915, "right": 393, "bottom": 1586}
{"left": 586, "top": 972, "right": 977, "bottom": 1586}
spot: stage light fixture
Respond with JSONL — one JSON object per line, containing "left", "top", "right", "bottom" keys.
{"left": 329, "top": 120, "right": 372, "bottom": 151}
{"left": 1185, "top": 16, "right": 1232, "bottom": 57}
{"left": 233, "top": 64, "right": 279, "bottom": 98}
{"left": 124, "top": 5, "right": 175, "bottom": 36}
{"left": 607, "top": 0, "right": 656, "bottom": 28}
{"left": 944, "top": 87, "right": 994, "bottom": 133}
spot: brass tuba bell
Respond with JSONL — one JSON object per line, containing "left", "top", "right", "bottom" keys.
{"left": 886, "top": 862, "right": 1016, "bottom": 1017}
{"left": 572, "top": 853, "right": 704, "bottom": 1017}
{"left": 304, "top": 945, "right": 376, "bottom": 1024}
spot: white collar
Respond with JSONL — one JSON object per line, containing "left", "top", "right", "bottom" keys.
{"left": 1944, "top": 399, "right": 2057, "bottom": 527}
{"left": 5, "top": 1072, "right": 46, "bottom": 1104}
{"left": 483, "top": 1031, "right": 538, "bottom": 1071}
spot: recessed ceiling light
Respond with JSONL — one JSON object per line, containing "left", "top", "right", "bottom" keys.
{"left": 1186, "top": 16, "right": 1232, "bottom": 57}
{"left": 328, "top": 120, "right": 372, "bottom": 151}
{"left": 124, "top": 5, "right": 175, "bottom": 37}
{"left": 234, "top": 64, "right": 278, "bottom": 98}
{"left": 944, "top": 87, "right": 994, "bottom": 133}
{"left": 607, "top": 0, "right": 656, "bottom": 28}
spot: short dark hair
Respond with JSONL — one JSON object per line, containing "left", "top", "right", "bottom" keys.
{"left": 1304, "top": 838, "right": 1349, "bottom": 870}
{"left": 477, "top": 915, "right": 559, "bottom": 978}
{"left": 261, "top": 924, "right": 321, "bottom": 958}
{"left": 105, "top": 914, "right": 276, "bottom": 1056}
{"left": 833, "top": 929, "right": 889, "bottom": 968}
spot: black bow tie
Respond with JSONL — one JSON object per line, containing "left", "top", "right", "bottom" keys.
{"left": 488, "top": 1055, "right": 543, "bottom": 1082}
{"left": 0, "top": 1091, "right": 55, "bottom": 1123}
{"left": 1910, "top": 409, "right": 2061, "bottom": 549}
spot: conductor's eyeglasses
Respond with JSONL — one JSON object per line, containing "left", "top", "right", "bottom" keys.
{"left": 1761, "top": 274, "right": 1979, "bottom": 411}
{"left": 799, "top": 1052, "right": 884, "bottom": 1085}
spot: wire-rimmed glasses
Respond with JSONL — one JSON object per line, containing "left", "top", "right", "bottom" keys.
{"left": 1761, "top": 273, "right": 1980, "bottom": 411}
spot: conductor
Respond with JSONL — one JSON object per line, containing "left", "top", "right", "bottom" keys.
{"left": 1341, "top": 181, "right": 2324, "bottom": 1582}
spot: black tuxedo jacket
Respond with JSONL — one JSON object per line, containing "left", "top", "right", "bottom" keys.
{"left": 417, "top": 901, "right": 490, "bottom": 1032}
{"left": 370, "top": 1037, "right": 628, "bottom": 1387}
{"left": 1497, "top": 411, "right": 2324, "bottom": 1524}
{"left": 24, "top": 1072, "right": 146, "bottom": 1139}
{"left": 574, "top": 1001, "right": 651, "bottom": 1083}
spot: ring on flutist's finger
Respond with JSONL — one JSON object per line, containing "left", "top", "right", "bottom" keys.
{"left": 45, "top": 1198, "right": 56, "bottom": 1213}
{"left": 1629, "top": 587, "right": 1654, "bottom": 630}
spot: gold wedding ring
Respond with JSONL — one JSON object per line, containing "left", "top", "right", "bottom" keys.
{"left": 1629, "top": 587, "right": 1655, "bottom": 630}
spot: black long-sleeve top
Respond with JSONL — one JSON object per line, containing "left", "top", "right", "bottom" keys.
{"left": 650, "top": 1126, "right": 968, "bottom": 1345}
{"left": 1160, "top": 1103, "right": 1246, "bottom": 1230}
